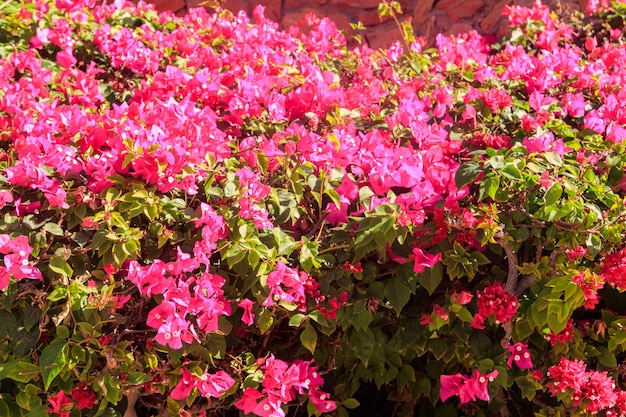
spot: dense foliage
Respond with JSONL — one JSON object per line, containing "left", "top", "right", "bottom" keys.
{"left": 0, "top": 0, "right": 626, "bottom": 416}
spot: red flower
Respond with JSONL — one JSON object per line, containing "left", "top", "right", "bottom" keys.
{"left": 71, "top": 382, "right": 97, "bottom": 410}
{"left": 450, "top": 291, "right": 473, "bottom": 305}
{"left": 47, "top": 390, "right": 73, "bottom": 417}
{"left": 475, "top": 282, "right": 519, "bottom": 325}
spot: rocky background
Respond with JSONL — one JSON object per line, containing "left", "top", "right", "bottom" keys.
{"left": 148, "top": 0, "right": 588, "bottom": 49}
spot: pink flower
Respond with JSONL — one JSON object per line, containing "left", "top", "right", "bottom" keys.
{"left": 235, "top": 388, "right": 262, "bottom": 414}
{"left": 154, "top": 316, "right": 194, "bottom": 350}
{"left": 309, "top": 389, "right": 337, "bottom": 413}
{"left": 170, "top": 369, "right": 196, "bottom": 400}
{"left": 238, "top": 299, "right": 255, "bottom": 326}
{"left": 440, "top": 374, "right": 467, "bottom": 402}
{"left": 146, "top": 302, "right": 175, "bottom": 329}
{"left": 467, "top": 369, "right": 498, "bottom": 402}
{"left": 253, "top": 397, "right": 284, "bottom": 417}
{"left": 197, "top": 370, "right": 235, "bottom": 398}
{"left": 506, "top": 343, "right": 534, "bottom": 369}
{"left": 440, "top": 370, "right": 498, "bottom": 403}
{"left": 56, "top": 47, "right": 77, "bottom": 68}
{"left": 411, "top": 247, "right": 442, "bottom": 274}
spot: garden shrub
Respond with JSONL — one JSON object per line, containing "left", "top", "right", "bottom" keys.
{"left": 0, "top": 0, "right": 625, "bottom": 416}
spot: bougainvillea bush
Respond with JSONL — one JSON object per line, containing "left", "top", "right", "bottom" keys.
{"left": 1, "top": 0, "right": 626, "bottom": 415}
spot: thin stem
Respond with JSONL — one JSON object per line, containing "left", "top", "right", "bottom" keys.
{"left": 317, "top": 243, "right": 350, "bottom": 255}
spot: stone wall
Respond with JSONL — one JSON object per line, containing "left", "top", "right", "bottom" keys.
{"left": 148, "top": 0, "right": 589, "bottom": 49}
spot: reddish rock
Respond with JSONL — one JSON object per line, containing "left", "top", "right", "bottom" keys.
{"left": 186, "top": 0, "right": 206, "bottom": 9}
{"left": 480, "top": 0, "right": 510, "bottom": 33}
{"left": 331, "top": 0, "right": 381, "bottom": 8}
{"left": 281, "top": 8, "right": 323, "bottom": 32}
{"left": 365, "top": 25, "right": 403, "bottom": 50}
{"left": 445, "top": 22, "right": 474, "bottom": 36}
{"left": 328, "top": 11, "right": 354, "bottom": 37}
{"left": 496, "top": 21, "right": 513, "bottom": 39}
{"left": 357, "top": 9, "right": 394, "bottom": 27}
{"left": 285, "top": 0, "right": 327, "bottom": 4}
{"left": 436, "top": 0, "right": 484, "bottom": 22}
{"left": 251, "top": 0, "right": 282, "bottom": 22}
{"left": 222, "top": 0, "right": 249, "bottom": 15}
{"left": 151, "top": 0, "right": 185, "bottom": 12}
{"left": 413, "top": 0, "right": 435, "bottom": 25}
{"left": 282, "top": 8, "right": 353, "bottom": 37}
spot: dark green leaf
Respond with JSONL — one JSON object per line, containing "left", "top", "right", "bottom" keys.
{"left": 44, "top": 222, "right": 65, "bottom": 236}
{"left": 351, "top": 329, "right": 375, "bottom": 366}
{"left": 40, "top": 339, "right": 67, "bottom": 389}
{"left": 417, "top": 263, "right": 443, "bottom": 295}
{"left": 384, "top": 278, "right": 411, "bottom": 315}
{"left": 300, "top": 321, "right": 317, "bottom": 355}
{"left": 455, "top": 162, "right": 482, "bottom": 189}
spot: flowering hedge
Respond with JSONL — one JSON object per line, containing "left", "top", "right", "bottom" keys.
{"left": 1, "top": 0, "right": 626, "bottom": 416}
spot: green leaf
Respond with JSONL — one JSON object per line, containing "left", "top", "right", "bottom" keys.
{"left": 40, "top": 339, "right": 67, "bottom": 390}
{"left": 544, "top": 152, "right": 563, "bottom": 166}
{"left": 597, "top": 346, "right": 617, "bottom": 368}
{"left": 341, "top": 398, "right": 360, "bottom": 409}
{"left": 455, "top": 162, "right": 482, "bottom": 189}
{"left": 586, "top": 234, "right": 602, "bottom": 257}
{"left": 289, "top": 313, "right": 306, "bottom": 327}
{"left": 56, "top": 325, "right": 70, "bottom": 340}
{"left": 543, "top": 183, "right": 563, "bottom": 206}
{"left": 44, "top": 222, "right": 65, "bottom": 236}
{"left": 103, "top": 374, "right": 121, "bottom": 405}
{"left": 47, "top": 286, "right": 68, "bottom": 302}
{"left": 501, "top": 164, "right": 522, "bottom": 180}
{"left": 49, "top": 256, "right": 73, "bottom": 278}
{"left": 417, "top": 263, "right": 443, "bottom": 295}
{"left": 257, "top": 309, "right": 274, "bottom": 334}
{"left": 546, "top": 300, "right": 569, "bottom": 334}
{"left": 125, "top": 372, "right": 152, "bottom": 385}
{"left": 350, "top": 329, "right": 375, "bottom": 366}
{"left": 479, "top": 175, "right": 500, "bottom": 201}
{"left": 0, "top": 361, "right": 40, "bottom": 383}
{"left": 300, "top": 321, "right": 318, "bottom": 355}
{"left": 384, "top": 278, "right": 411, "bottom": 315}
